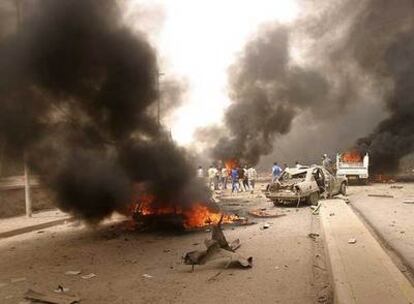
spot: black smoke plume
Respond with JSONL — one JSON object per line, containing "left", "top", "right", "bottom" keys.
{"left": 346, "top": 0, "right": 414, "bottom": 173}
{"left": 208, "top": 0, "right": 414, "bottom": 173}
{"left": 210, "top": 24, "right": 343, "bottom": 165}
{"left": 0, "top": 0, "right": 208, "bottom": 223}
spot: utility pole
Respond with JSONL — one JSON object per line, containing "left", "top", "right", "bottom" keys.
{"left": 24, "top": 157, "right": 32, "bottom": 217}
{"left": 15, "top": 0, "right": 31, "bottom": 217}
{"left": 156, "top": 71, "right": 164, "bottom": 126}
{"left": 15, "top": 0, "right": 22, "bottom": 29}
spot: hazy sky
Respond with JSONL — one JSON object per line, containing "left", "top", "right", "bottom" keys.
{"left": 125, "top": 0, "right": 299, "bottom": 144}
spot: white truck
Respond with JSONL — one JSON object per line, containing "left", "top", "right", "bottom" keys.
{"left": 336, "top": 152, "right": 369, "bottom": 184}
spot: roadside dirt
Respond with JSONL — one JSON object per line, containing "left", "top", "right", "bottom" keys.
{"left": 0, "top": 183, "right": 331, "bottom": 304}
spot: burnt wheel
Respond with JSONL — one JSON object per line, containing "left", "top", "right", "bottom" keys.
{"left": 307, "top": 192, "right": 320, "bottom": 206}
{"left": 272, "top": 199, "right": 281, "bottom": 206}
{"left": 340, "top": 182, "right": 347, "bottom": 195}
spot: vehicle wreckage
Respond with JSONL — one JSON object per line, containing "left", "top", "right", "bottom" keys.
{"left": 265, "top": 166, "right": 347, "bottom": 205}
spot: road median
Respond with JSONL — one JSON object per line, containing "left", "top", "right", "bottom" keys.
{"left": 320, "top": 199, "right": 414, "bottom": 304}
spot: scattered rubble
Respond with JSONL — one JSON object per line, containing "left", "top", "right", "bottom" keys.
{"left": 336, "top": 195, "right": 350, "bottom": 204}
{"left": 248, "top": 209, "right": 286, "bottom": 218}
{"left": 80, "top": 273, "right": 96, "bottom": 279}
{"left": 54, "top": 285, "right": 70, "bottom": 293}
{"left": 311, "top": 202, "right": 321, "bottom": 215}
{"left": 348, "top": 238, "right": 357, "bottom": 244}
{"left": 368, "top": 194, "right": 394, "bottom": 198}
{"left": 64, "top": 271, "right": 81, "bottom": 276}
{"left": 183, "top": 217, "right": 253, "bottom": 272}
{"left": 390, "top": 185, "right": 404, "bottom": 189}
{"left": 25, "top": 289, "right": 80, "bottom": 304}
{"left": 262, "top": 223, "right": 271, "bottom": 229}
{"left": 11, "top": 277, "right": 27, "bottom": 283}
{"left": 308, "top": 233, "right": 320, "bottom": 240}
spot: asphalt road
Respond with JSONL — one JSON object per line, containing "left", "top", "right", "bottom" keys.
{"left": 0, "top": 184, "right": 331, "bottom": 304}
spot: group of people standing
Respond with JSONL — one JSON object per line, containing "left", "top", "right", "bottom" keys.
{"left": 229, "top": 165, "right": 258, "bottom": 193}
{"left": 196, "top": 164, "right": 258, "bottom": 193}
{"left": 197, "top": 154, "right": 334, "bottom": 193}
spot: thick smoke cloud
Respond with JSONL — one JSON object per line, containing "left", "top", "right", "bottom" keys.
{"left": 346, "top": 0, "right": 414, "bottom": 173}
{"left": 211, "top": 24, "right": 347, "bottom": 165}
{"left": 208, "top": 0, "right": 414, "bottom": 173}
{"left": 0, "top": 0, "right": 208, "bottom": 223}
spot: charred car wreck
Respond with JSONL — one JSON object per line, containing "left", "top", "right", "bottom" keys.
{"left": 265, "top": 166, "right": 347, "bottom": 206}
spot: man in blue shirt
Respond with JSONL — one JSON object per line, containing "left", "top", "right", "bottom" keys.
{"left": 271, "top": 162, "right": 282, "bottom": 183}
{"left": 231, "top": 167, "right": 239, "bottom": 193}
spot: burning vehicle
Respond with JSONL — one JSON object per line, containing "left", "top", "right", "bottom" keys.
{"left": 130, "top": 193, "right": 249, "bottom": 231}
{"left": 336, "top": 151, "right": 369, "bottom": 184}
{"left": 265, "top": 166, "right": 347, "bottom": 206}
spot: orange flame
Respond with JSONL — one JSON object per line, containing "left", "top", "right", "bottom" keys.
{"left": 373, "top": 174, "right": 395, "bottom": 183}
{"left": 342, "top": 151, "right": 362, "bottom": 163}
{"left": 224, "top": 159, "right": 239, "bottom": 175}
{"left": 132, "top": 194, "right": 241, "bottom": 229}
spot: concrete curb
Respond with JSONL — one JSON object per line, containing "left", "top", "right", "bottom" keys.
{"left": 350, "top": 203, "right": 414, "bottom": 279}
{"left": 0, "top": 217, "right": 73, "bottom": 239}
{"left": 320, "top": 199, "right": 414, "bottom": 304}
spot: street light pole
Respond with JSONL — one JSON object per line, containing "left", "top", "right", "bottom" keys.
{"left": 24, "top": 154, "right": 32, "bottom": 218}
{"left": 156, "top": 71, "right": 164, "bottom": 126}
{"left": 14, "top": 0, "right": 31, "bottom": 217}
{"left": 15, "top": 0, "right": 22, "bottom": 29}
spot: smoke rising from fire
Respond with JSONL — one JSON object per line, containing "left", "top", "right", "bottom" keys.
{"left": 0, "top": 0, "right": 208, "bottom": 222}
{"left": 208, "top": 23, "right": 353, "bottom": 165}
{"left": 205, "top": 0, "right": 414, "bottom": 173}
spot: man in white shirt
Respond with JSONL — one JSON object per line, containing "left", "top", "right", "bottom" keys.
{"left": 196, "top": 166, "right": 204, "bottom": 178}
{"left": 207, "top": 165, "right": 218, "bottom": 190}
{"left": 221, "top": 167, "right": 228, "bottom": 189}
{"left": 247, "top": 166, "right": 258, "bottom": 192}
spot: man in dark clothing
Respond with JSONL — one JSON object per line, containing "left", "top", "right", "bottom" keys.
{"left": 231, "top": 167, "right": 239, "bottom": 193}
{"left": 238, "top": 166, "right": 245, "bottom": 191}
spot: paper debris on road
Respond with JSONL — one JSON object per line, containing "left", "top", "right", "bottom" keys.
{"left": 25, "top": 288, "right": 80, "bottom": 304}
{"left": 64, "top": 270, "right": 81, "bottom": 276}
{"left": 54, "top": 285, "right": 70, "bottom": 293}
{"left": 81, "top": 273, "right": 96, "bottom": 279}
{"left": 368, "top": 194, "right": 394, "bottom": 198}
{"left": 348, "top": 238, "right": 357, "bottom": 244}
{"left": 11, "top": 277, "right": 27, "bottom": 283}
{"left": 262, "top": 223, "right": 271, "bottom": 229}
{"left": 184, "top": 216, "right": 253, "bottom": 271}
{"left": 248, "top": 209, "right": 286, "bottom": 218}
{"left": 142, "top": 274, "right": 153, "bottom": 279}
{"left": 308, "top": 233, "right": 320, "bottom": 240}
{"left": 311, "top": 202, "right": 322, "bottom": 215}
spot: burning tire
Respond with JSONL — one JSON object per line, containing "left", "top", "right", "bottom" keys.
{"left": 340, "top": 182, "right": 347, "bottom": 195}
{"left": 307, "top": 191, "right": 320, "bottom": 206}
{"left": 272, "top": 199, "right": 282, "bottom": 206}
